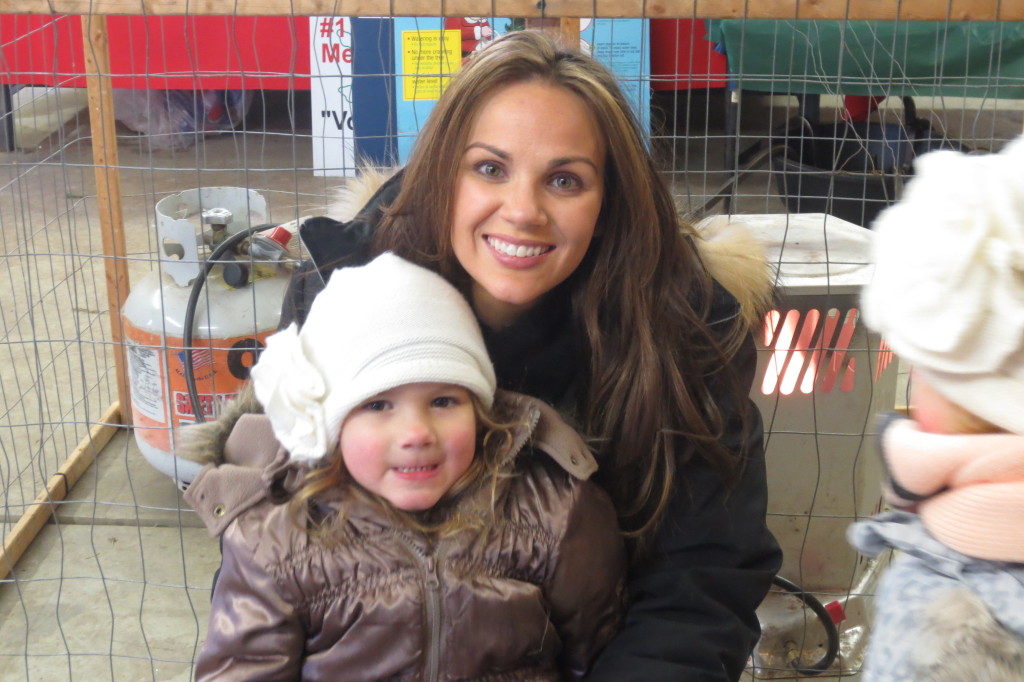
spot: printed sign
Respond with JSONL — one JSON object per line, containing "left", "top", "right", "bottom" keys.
{"left": 310, "top": 16, "right": 355, "bottom": 177}
{"left": 400, "top": 29, "right": 462, "bottom": 101}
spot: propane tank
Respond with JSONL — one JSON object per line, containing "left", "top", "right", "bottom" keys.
{"left": 122, "top": 187, "right": 297, "bottom": 485}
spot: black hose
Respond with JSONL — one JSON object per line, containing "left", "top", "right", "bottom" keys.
{"left": 770, "top": 574, "right": 842, "bottom": 675}
{"left": 182, "top": 223, "right": 279, "bottom": 424}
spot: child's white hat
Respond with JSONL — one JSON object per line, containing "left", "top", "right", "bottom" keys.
{"left": 250, "top": 252, "right": 496, "bottom": 465}
{"left": 862, "top": 136, "right": 1024, "bottom": 434}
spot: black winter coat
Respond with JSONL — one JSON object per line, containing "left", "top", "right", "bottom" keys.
{"left": 279, "top": 171, "right": 783, "bottom": 682}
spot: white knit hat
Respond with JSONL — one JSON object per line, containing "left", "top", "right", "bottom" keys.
{"left": 250, "top": 252, "right": 497, "bottom": 465}
{"left": 862, "top": 135, "right": 1024, "bottom": 434}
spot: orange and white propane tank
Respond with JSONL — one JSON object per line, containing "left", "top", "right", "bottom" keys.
{"left": 122, "top": 187, "right": 297, "bottom": 485}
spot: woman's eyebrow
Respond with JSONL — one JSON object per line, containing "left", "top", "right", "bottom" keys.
{"left": 465, "top": 142, "right": 509, "bottom": 160}
{"left": 549, "top": 156, "right": 601, "bottom": 172}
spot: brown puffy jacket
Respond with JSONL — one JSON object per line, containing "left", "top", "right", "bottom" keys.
{"left": 179, "top": 389, "right": 626, "bottom": 681}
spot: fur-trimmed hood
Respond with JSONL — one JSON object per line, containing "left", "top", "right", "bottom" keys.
{"left": 179, "top": 385, "right": 599, "bottom": 540}
{"left": 176, "top": 383, "right": 596, "bottom": 475}
{"left": 175, "top": 381, "right": 264, "bottom": 469}
{"left": 176, "top": 384, "right": 597, "bottom": 496}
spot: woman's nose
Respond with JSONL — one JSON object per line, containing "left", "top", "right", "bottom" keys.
{"left": 500, "top": 180, "right": 547, "bottom": 228}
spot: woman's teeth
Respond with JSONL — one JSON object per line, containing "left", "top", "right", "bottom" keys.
{"left": 395, "top": 465, "right": 437, "bottom": 473}
{"left": 487, "top": 237, "right": 548, "bottom": 258}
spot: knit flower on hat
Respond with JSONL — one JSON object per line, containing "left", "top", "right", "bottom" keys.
{"left": 250, "top": 323, "right": 333, "bottom": 463}
{"left": 863, "top": 137, "right": 1024, "bottom": 378}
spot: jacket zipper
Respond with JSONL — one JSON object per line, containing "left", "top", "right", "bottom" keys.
{"left": 394, "top": 532, "right": 444, "bottom": 682}
{"left": 423, "top": 554, "right": 442, "bottom": 682}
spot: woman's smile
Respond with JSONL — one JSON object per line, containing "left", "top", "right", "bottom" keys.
{"left": 483, "top": 236, "right": 557, "bottom": 262}
{"left": 450, "top": 80, "right": 606, "bottom": 329}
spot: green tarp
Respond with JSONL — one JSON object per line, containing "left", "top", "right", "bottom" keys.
{"left": 707, "top": 20, "right": 1024, "bottom": 99}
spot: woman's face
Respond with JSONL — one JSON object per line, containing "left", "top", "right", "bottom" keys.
{"left": 450, "top": 80, "right": 606, "bottom": 329}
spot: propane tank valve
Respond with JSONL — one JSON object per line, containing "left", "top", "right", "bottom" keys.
{"left": 243, "top": 225, "right": 292, "bottom": 262}
{"left": 219, "top": 225, "right": 294, "bottom": 289}
{"left": 202, "top": 207, "right": 234, "bottom": 247}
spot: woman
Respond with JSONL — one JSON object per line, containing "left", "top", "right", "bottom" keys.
{"left": 282, "top": 30, "right": 781, "bottom": 681}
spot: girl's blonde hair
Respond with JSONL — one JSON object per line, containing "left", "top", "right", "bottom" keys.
{"left": 288, "top": 395, "right": 518, "bottom": 542}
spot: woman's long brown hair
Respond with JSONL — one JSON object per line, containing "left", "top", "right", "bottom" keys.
{"left": 370, "top": 31, "right": 755, "bottom": 547}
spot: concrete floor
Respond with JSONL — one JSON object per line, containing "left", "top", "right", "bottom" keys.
{"left": 1, "top": 85, "right": 1021, "bottom": 681}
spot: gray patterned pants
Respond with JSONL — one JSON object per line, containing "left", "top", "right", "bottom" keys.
{"left": 848, "top": 512, "right": 1024, "bottom": 681}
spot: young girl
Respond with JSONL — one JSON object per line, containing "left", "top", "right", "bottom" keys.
{"left": 848, "top": 137, "right": 1024, "bottom": 680}
{"left": 179, "top": 252, "right": 626, "bottom": 681}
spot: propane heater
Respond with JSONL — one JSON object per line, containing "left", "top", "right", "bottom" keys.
{"left": 699, "top": 213, "right": 898, "bottom": 677}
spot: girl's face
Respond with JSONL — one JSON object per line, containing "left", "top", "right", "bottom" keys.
{"left": 339, "top": 383, "right": 477, "bottom": 511}
{"left": 450, "top": 80, "right": 606, "bottom": 329}
{"left": 909, "top": 371, "right": 989, "bottom": 434}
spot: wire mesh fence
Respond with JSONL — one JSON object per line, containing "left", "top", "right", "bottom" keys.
{"left": 1, "top": 3, "right": 1022, "bottom": 679}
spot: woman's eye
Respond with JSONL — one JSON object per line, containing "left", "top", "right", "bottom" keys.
{"left": 362, "top": 400, "right": 389, "bottom": 412}
{"left": 431, "top": 396, "right": 459, "bottom": 408}
{"left": 475, "top": 161, "right": 503, "bottom": 179}
{"left": 550, "top": 174, "right": 580, "bottom": 191}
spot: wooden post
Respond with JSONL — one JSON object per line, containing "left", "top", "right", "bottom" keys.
{"left": 559, "top": 18, "right": 580, "bottom": 48}
{"left": 81, "top": 14, "right": 131, "bottom": 419}
{"left": 0, "top": 403, "right": 122, "bottom": 580}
